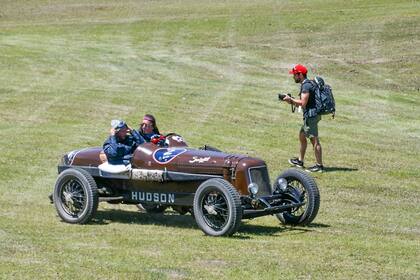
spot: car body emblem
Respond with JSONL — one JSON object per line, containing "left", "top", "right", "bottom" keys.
{"left": 153, "top": 148, "right": 187, "bottom": 164}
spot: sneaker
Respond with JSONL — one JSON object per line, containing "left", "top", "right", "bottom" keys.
{"left": 288, "top": 157, "right": 304, "bottom": 168}
{"left": 306, "top": 164, "right": 324, "bottom": 173}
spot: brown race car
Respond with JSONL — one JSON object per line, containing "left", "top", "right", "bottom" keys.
{"left": 52, "top": 134, "right": 320, "bottom": 236}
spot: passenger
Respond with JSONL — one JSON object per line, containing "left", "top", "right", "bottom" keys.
{"left": 103, "top": 120, "right": 145, "bottom": 165}
{"left": 138, "top": 114, "right": 161, "bottom": 142}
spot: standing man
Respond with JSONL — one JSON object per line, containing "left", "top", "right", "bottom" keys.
{"left": 282, "top": 64, "right": 324, "bottom": 173}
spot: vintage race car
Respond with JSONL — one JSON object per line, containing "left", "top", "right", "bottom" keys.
{"left": 52, "top": 134, "right": 320, "bottom": 236}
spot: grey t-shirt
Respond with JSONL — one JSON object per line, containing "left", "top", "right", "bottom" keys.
{"left": 300, "top": 79, "right": 316, "bottom": 118}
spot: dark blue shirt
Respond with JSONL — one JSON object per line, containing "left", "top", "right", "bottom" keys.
{"left": 103, "top": 130, "right": 145, "bottom": 165}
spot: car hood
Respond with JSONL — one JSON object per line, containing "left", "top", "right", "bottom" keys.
{"left": 132, "top": 144, "right": 249, "bottom": 174}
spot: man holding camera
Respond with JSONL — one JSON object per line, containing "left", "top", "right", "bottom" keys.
{"left": 281, "top": 64, "right": 323, "bottom": 173}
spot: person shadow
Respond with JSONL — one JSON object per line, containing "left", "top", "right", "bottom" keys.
{"left": 235, "top": 222, "right": 330, "bottom": 238}
{"left": 323, "top": 166, "right": 358, "bottom": 172}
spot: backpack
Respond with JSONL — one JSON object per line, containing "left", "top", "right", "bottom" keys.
{"left": 311, "top": 76, "right": 335, "bottom": 118}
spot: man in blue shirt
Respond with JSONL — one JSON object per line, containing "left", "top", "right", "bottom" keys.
{"left": 103, "top": 120, "right": 145, "bottom": 165}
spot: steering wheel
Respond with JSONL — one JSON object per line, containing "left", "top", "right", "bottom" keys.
{"left": 164, "top": 133, "right": 187, "bottom": 146}
{"left": 164, "top": 132, "right": 180, "bottom": 137}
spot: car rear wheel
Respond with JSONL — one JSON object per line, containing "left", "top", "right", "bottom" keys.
{"left": 193, "top": 178, "right": 242, "bottom": 236}
{"left": 53, "top": 168, "right": 98, "bottom": 224}
{"left": 274, "top": 169, "right": 320, "bottom": 226}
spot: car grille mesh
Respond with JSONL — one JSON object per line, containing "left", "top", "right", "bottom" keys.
{"left": 249, "top": 166, "right": 271, "bottom": 196}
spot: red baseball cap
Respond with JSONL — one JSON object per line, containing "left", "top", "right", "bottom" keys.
{"left": 289, "top": 64, "right": 308, "bottom": 75}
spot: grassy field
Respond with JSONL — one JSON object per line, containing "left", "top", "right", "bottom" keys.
{"left": 0, "top": 0, "right": 419, "bottom": 279}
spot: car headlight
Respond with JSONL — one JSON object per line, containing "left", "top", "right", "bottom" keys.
{"left": 277, "top": 178, "right": 288, "bottom": 192}
{"left": 248, "top": 183, "right": 259, "bottom": 197}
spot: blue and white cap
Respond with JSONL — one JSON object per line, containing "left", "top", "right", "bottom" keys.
{"left": 111, "top": 120, "right": 127, "bottom": 131}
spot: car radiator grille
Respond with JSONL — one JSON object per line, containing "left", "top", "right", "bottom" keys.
{"left": 248, "top": 166, "right": 271, "bottom": 196}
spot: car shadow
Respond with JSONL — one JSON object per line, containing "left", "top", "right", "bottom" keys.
{"left": 93, "top": 209, "right": 197, "bottom": 228}
{"left": 92, "top": 208, "right": 328, "bottom": 237}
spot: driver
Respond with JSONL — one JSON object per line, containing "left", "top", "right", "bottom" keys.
{"left": 103, "top": 120, "right": 145, "bottom": 165}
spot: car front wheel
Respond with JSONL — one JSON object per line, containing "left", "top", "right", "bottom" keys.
{"left": 193, "top": 178, "right": 242, "bottom": 236}
{"left": 53, "top": 168, "right": 98, "bottom": 224}
{"left": 274, "top": 168, "right": 320, "bottom": 226}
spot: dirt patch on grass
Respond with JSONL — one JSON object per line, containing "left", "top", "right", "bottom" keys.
{"left": 149, "top": 268, "right": 187, "bottom": 279}
{"left": 195, "top": 259, "right": 228, "bottom": 267}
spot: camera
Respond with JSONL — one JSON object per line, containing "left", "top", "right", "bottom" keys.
{"left": 278, "top": 93, "right": 296, "bottom": 113}
{"left": 278, "top": 93, "right": 291, "bottom": 101}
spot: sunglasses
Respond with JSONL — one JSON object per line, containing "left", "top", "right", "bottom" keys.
{"left": 141, "top": 123, "right": 153, "bottom": 128}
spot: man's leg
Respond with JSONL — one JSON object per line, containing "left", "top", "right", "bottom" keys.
{"left": 289, "top": 129, "right": 307, "bottom": 167}
{"left": 310, "top": 136, "right": 322, "bottom": 165}
{"left": 299, "top": 130, "right": 307, "bottom": 162}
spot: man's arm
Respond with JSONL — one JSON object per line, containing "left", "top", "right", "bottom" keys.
{"left": 103, "top": 136, "right": 127, "bottom": 158}
{"left": 283, "top": 91, "right": 309, "bottom": 108}
{"left": 131, "top": 129, "right": 146, "bottom": 145}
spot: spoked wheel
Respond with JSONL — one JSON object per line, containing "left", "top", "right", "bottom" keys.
{"left": 53, "top": 168, "right": 98, "bottom": 224}
{"left": 202, "top": 191, "right": 229, "bottom": 229}
{"left": 193, "top": 178, "right": 242, "bottom": 236}
{"left": 274, "top": 169, "right": 320, "bottom": 226}
{"left": 61, "top": 179, "right": 85, "bottom": 216}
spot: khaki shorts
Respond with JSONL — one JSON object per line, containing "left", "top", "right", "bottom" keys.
{"left": 301, "top": 115, "right": 321, "bottom": 138}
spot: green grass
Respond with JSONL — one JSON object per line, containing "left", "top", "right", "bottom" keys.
{"left": 0, "top": 0, "right": 419, "bottom": 279}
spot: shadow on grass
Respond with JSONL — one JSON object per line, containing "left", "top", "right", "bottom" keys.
{"left": 93, "top": 209, "right": 197, "bottom": 228}
{"left": 324, "top": 166, "right": 358, "bottom": 172}
{"left": 238, "top": 221, "right": 330, "bottom": 236}
{"left": 306, "top": 222, "right": 330, "bottom": 228}
{"left": 92, "top": 209, "right": 329, "bottom": 237}
{"left": 238, "top": 223, "right": 310, "bottom": 236}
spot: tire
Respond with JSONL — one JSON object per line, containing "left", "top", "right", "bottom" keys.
{"left": 53, "top": 168, "right": 99, "bottom": 224}
{"left": 274, "top": 168, "right": 320, "bottom": 226}
{"left": 193, "top": 178, "right": 242, "bottom": 236}
{"left": 136, "top": 203, "right": 167, "bottom": 214}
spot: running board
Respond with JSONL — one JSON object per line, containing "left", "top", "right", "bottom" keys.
{"left": 99, "top": 196, "right": 124, "bottom": 202}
